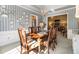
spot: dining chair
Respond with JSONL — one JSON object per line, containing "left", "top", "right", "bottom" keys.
{"left": 18, "top": 28, "right": 38, "bottom": 54}
{"left": 48, "top": 27, "right": 57, "bottom": 51}
{"left": 29, "top": 27, "right": 40, "bottom": 34}
{"left": 18, "top": 28, "right": 29, "bottom": 54}
{"left": 38, "top": 33, "right": 48, "bottom": 54}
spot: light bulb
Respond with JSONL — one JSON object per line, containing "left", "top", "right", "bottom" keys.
{"left": 50, "top": 9, "right": 54, "bottom": 12}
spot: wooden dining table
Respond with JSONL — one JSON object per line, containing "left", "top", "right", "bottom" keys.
{"left": 28, "top": 32, "right": 48, "bottom": 53}
{"left": 29, "top": 32, "right": 48, "bottom": 39}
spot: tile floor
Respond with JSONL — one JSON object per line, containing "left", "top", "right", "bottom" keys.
{"left": 49, "top": 32, "right": 73, "bottom": 54}
{"left": 0, "top": 32, "right": 73, "bottom": 54}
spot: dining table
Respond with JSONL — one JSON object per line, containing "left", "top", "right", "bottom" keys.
{"left": 28, "top": 32, "right": 48, "bottom": 53}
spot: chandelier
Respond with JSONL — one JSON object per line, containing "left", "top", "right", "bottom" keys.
{"left": 40, "top": 7, "right": 48, "bottom": 16}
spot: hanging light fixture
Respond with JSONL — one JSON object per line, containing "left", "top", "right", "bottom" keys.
{"left": 40, "top": 7, "right": 48, "bottom": 16}
{"left": 75, "top": 5, "right": 79, "bottom": 18}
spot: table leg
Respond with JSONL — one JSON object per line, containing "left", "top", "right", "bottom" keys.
{"left": 38, "top": 38, "right": 41, "bottom": 54}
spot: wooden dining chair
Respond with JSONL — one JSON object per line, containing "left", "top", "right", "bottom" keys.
{"left": 18, "top": 29, "right": 29, "bottom": 54}
{"left": 48, "top": 27, "right": 57, "bottom": 51}
{"left": 38, "top": 34, "right": 48, "bottom": 53}
{"left": 18, "top": 28, "right": 39, "bottom": 54}
{"left": 29, "top": 27, "right": 40, "bottom": 34}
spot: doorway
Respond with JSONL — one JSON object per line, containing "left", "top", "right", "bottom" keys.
{"left": 30, "top": 14, "right": 38, "bottom": 27}
{"left": 48, "top": 14, "right": 67, "bottom": 37}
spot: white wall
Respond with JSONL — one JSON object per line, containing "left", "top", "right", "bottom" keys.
{"left": 0, "top": 31, "right": 20, "bottom": 47}
{"left": 72, "top": 34, "right": 79, "bottom": 54}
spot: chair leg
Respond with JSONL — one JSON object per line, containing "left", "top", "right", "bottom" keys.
{"left": 48, "top": 45, "right": 49, "bottom": 54}
{"left": 51, "top": 40, "right": 56, "bottom": 50}
{"left": 54, "top": 39, "right": 57, "bottom": 45}
{"left": 51, "top": 43, "right": 54, "bottom": 50}
{"left": 21, "top": 46, "right": 22, "bottom": 54}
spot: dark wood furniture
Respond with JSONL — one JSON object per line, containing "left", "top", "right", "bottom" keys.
{"left": 29, "top": 27, "right": 40, "bottom": 34}
{"left": 18, "top": 29, "right": 29, "bottom": 54}
{"left": 18, "top": 28, "right": 38, "bottom": 54}
{"left": 29, "top": 32, "right": 48, "bottom": 53}
{"left": 48, "top": 27, "right": 57, "bottom": 52}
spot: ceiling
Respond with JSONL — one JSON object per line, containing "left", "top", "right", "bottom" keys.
{"left": 0, "top": 5, "right": 75, "bottom": 18}
{"left": 19, "top": 5, "right": 75, "bottom": 15}
{"left": 33, "top": 5, "right": 67, "bottom": 11}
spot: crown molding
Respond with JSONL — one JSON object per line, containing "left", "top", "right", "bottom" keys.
{"left": 17, "top": 5, "right": 41, "bottom": 15}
